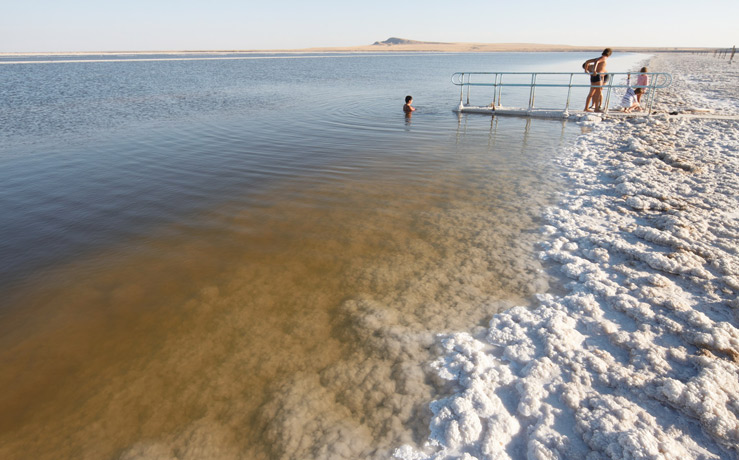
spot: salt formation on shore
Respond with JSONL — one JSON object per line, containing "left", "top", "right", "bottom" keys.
{"left": 397, "top": 54, "right": 739, "bottom": 459}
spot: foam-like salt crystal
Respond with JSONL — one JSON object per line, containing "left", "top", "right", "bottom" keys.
{"left": 626, "top": 196, "right": 646, "bottom": 210}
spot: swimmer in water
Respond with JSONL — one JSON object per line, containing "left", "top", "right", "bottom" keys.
{"left": 403, "top": 95, "right": 415, "bottom": 115}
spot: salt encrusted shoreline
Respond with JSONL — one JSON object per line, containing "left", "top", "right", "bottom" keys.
{"left": 397, "top": 54, "right": 739, "bottom": 459}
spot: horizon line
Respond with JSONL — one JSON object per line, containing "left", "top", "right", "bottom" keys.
{"left": 0, "top": 40, "right": 727, "bottom": 56}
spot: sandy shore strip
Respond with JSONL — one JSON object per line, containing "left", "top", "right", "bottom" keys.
{"left": 395, "top": 53, "right": 739, "bottom": 459}
{"left": 0, "top": 39, "right": 714, "bottom": 57}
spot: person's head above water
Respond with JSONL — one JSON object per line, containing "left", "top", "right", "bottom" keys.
{"left": 403, "top": 95, "right": 415, "bottom": 114}
{"left": 602, "top": 48, "right": 612, "bottom": 57}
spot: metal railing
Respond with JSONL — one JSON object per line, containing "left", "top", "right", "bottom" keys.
{"left": 451, "top": 71, "right": 672, "bottom": 115}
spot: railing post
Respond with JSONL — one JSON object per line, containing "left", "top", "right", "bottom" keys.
{"left": 491, "top": 73, "right": 498, "bottom": 106}
{"left": 528, "top": 74, "right": 537, "bottom": 110}
{"left": 466, "top": 74, "right": 471, "bottom": 105}
{"left": 564, "top": 73, "right": 574, "bottom": 114}
{"left": 603, "top": 73, "right": 614, "bottom": 114}
{"left": 646, "top": 73, "right": 659, "bottom": 115}
{"left": 459, "top": 73, "right": 464, "bottom": 104}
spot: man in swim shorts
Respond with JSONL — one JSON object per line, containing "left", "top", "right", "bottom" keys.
{"left": 583, "top": 48, "right": 612, "bottom": 112}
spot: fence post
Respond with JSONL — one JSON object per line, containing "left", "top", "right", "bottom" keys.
{"left": 458, "top": 73, "right": 465, "bottom": 104}
{"left": 603, "top": 73, "right": 614, "bottom": 114}
{"left": 564, "top": 73, "right": 574, "bottom": 115}
{"left": 466, "top": 74, "right": 471, "bottom": 105}
{"left": 528, "top": 74, "right": 536, "bottom": 110}
{"left": 497, "top": 75, "right": 503, "bottom": 107}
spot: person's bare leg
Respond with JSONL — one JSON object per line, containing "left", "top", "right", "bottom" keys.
{"left": 585, "top": 87, "right": 597, "bottom": 112}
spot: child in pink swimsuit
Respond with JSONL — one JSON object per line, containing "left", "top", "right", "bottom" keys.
{"left": 636, "top": 67, "right": 648, "bottom": 103}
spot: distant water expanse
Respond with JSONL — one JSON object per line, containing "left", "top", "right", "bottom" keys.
{"left": 0, "top": 52, "right": 648, "bottom": 459}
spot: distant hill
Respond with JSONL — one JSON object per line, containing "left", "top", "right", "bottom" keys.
{"left": 299, "top": 38, "right": 712, "bottom": 54}
{"left": 372, "top": 37, "right": 448, "bottom": 46}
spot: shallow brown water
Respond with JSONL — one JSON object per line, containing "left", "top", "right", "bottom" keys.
{"left": 0, "top": 132, "right": 565, "bottom": 458}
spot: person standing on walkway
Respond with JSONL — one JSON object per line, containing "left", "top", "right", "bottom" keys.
{"left": 636, "top": 67, "right": 649, "bottom": 104}
{"left": 583, "top": 48, "right": 612, "bottom": 112}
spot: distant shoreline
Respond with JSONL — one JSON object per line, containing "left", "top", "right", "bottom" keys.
{"left": 303, "top": 42, "right": 715, "bottom": 54}
{"left": 0, "top": 42, "right": 719, "bottom": 56}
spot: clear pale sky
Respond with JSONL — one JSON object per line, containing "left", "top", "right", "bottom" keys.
{"left": 2, "top": 0, "right": 736, "bottom": 52}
